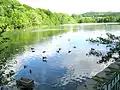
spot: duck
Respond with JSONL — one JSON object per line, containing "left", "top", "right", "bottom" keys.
{"left": 14, "top": 60, "right": 17, "bottom": 64}
{"left": 31, "top": 48, "right": 34, "bottom": 50}
{"left": 73, "top": 46, "right": 76, "bottom": 48}
{"left": 29, "top": 69, "right": 32, "bottom": 74}
{"left": 24, "top": 65, "right": 27, "bottom": 69}
{"left": 58, "top": 48, "right": 62, "bottom": 51}
{"left": 91, "top": 48, "right": 95, "bottom": 51}
{"left": 42, "top": 59, "right": 47, "bottom": 62}
{"left": 97, "top": 44, "right": 99, "bottom": 46}
{"left": 42, "top": 51, "right": 46, "bottom": 53}
{"left": 56, "top": 50, "right": 60, "bottom": 53}
{"left": 32, "top": 50, "right": 35, "bottom": 52}
{"left": 42, "top": 56, "right": 47, "bottom": 60}
{"left": 68, "top": 51, "right": 71, "bottom": 53}
{"left": 86, "top": 53, "right": 89, "bottom": 56}
{"left": 84, "top": 84, "right": 87, "bottom": 88}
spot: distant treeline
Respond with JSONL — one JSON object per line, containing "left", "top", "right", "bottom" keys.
{"left": 0, "top": 0, "right": 120, "bottom": 32}
{"left": 72, "top": 12, "right": 120, "bottom": 23}
{"left": 81, "top": 12, "right": 120, "bottom": 17}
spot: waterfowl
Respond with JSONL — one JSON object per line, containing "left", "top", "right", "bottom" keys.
{"left": 91, "top": 48, "right": 95, "bottom": 51}
{"left": 24, "top": 65, "right": 27, "bottom": 69}
{"left": 31, "top": 48, "right": 34, "bottom": 50}
{"left": 97, "top": 44, "right": 99, "bottom": 46}
{"left": 14, "top": 60, "right": 17, "bottom": 64}
{"left": 58, "top": 48, "right": 62, "bottom": 51}
{"left": 42, "top": 56, "right": 47, "bottom": 60}
{"left": 68, "top": 51, "right": 71, "bottom": 53}
{"left": 29, "top": 69, "right": 32, "bottom": 74}
{"left": 32, "top": 50, "right": 35, "bottom": 52}
{"left": 42, "top": 59, "right": 47, "bottom": 62}
{"left": 42, "top": 51, "right": 46, "bottom": 53}
{"left": 56, "top": 50, "right": 60, "bottom": 53}
{"left": 84, "top": 84, "right": 87, "bottom": 88}
{"left": 73, "top": 46, "right": 76, "bottom": 48}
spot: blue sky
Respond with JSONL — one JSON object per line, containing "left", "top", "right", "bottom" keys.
{"left": 19, "top": 0, "right": 120, "bottom": 14}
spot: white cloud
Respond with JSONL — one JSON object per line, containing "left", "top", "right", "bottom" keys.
{"left": 19, "top": 0, "right": 120, "bottom": 14}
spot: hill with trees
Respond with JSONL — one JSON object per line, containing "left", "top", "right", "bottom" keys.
{"left": 0, "top": 0, "right": 76, "bottom": 32}
{"left": 1, "top": 0, "right": 120, "bottom": 33}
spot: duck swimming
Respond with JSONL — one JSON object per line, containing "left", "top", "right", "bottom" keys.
{"left": 42, "top": 56, "right": 47, "bottom": 60}
{"left": 42, "top": 51, "right": 46, "bottom": 53}
{"left": 29, "top": 69, "right": 32, "bottom": 74}
{"left": 68, "top": 51, "right": 71, "bottom": 53}
{"left": 58, "top": 48, "right": 62, "bottom": 51}
{"left": 56, "top": 50, "right": 60, "bottom": 53}
{"left": 32, "top": 50, "right": 35, "bottom": 52}
{"left": 24, "top": 65, "right": 27, "bottom": 69}
{"left": 73, "top": 46, "right": 76, "bottom": 48}
{"left": 42, "top": 59, "right": 47, "bottom": 62}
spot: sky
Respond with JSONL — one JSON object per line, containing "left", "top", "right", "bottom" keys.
{"left": 18, "top": 0, "right": 120, "bottom": 14}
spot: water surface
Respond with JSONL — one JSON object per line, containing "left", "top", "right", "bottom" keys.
{"left": 1, "top": 23, "right": 120, "bottom": 90}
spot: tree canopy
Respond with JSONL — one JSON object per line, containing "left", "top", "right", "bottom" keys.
{"left": 0, "top": 0, "right": 77, "bottom": 32}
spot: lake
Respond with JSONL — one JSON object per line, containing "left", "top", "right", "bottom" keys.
{"left": 1, "top": 23, "right": 120, "bottom": 90}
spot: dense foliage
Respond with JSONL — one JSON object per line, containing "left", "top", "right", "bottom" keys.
{"left": 0, "top": 0, "right": 76, "bottom": 32}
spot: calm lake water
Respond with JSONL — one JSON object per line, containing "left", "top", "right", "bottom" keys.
{"left": 1, "top": 23, "right": 120, "bottom": 90}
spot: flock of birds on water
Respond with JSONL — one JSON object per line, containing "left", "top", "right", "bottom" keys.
{"left": 22, "top": 35, "right": 77, "bottom": 74}
{"left": 12, "top": 34, "right": 102, "bottom": 87}
{"left": 13, "top": 34, "right": 102, "bottom": 89}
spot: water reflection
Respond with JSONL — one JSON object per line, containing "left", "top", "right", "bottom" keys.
{"left": 0, "top": 29, "right": 68, "bottom": 87}
{"left": 1, "top": 24, "right": 120, "bottom": 90}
